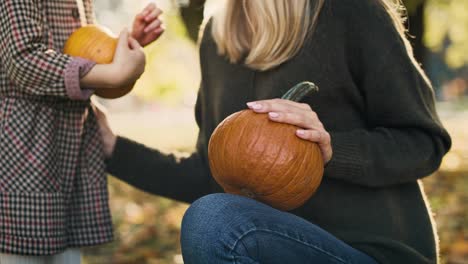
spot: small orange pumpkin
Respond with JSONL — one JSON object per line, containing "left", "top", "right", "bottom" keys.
{"left": 208, "top": 82, "right": 324, "bottom": 211}
{"left": 64, "top": 25, "right": 133, "bottom": 99}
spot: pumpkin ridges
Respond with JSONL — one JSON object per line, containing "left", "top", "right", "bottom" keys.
{"left": 280, "top": 166, "right": 323, "bottom": 210}
{"left": 237, "top": 112, "right": 271, "bottom": 196}
{"left": 214, "top": 111, "right": 322, "bottom": 199}
{"left": 209, "top": 114, "right": 230, "bottom": 186}
{"left": 249, "top": 113, "right": 278, "bottom": 195}
{"left": 244, "top": 113, "right": 316, "bottom": 196}
{"left": 242, "top": 113, "right": 276, "bottom": 197}
{"left": 253, "top": 124, "right": 308, "bottom": 196}
{"left": 225, "top": 111, "right": 249, "bottom": 187}
{"left": 289, "top": 139, "right": 316, "bottom": 191}
{"left": 254, "top": 122, "right": 295, "bottom": 195}
{"left": 232, "top": 110, "right": 254, "bottom": 184}
{"left": 210, "top": 111, "right": 243, "bottom": 187}
{"left": 263, "top": 173, "right": 317, "bottom": 211}
{"left": 236, "top": 110, "right": 263, "bottom": 196}
{"left": 260, "top": 144, "right": 314, "bottom": 206}
{"left": 252, "top": 120, "right": 288, "bottom": 194}
{"left": 208, "top": 82, "right": 323, "bottom": 210}
{"left": 260, "top": 147, "right": 323, "bottom": 211}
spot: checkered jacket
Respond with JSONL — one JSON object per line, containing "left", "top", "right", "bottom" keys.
{"left": 0, "top": 0, "right": 113, "bottom": 255}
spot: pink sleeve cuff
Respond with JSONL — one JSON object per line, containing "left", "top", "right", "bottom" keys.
{"left": 64, "top": 57, "right": 96, "bottom": 100}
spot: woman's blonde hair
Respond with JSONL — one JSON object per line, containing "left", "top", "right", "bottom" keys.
{"left": 211, "top": 0, "right": 413, "bottom": 71}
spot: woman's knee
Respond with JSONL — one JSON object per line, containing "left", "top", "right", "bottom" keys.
{"left": 181, "top": 194, "right": 239, "bottom": 262}
{"left": 182, "top": 193, "right": 244, "bottom": 237}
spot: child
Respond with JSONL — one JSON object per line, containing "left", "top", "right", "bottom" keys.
{"left": 0, "top": 1, "right": 163, "bottom": 263}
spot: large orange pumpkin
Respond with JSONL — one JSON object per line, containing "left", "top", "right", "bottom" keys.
{"left": 208, "top": 82, "right": 324, "bottom": 211}
{"left": 63, "top": 25, "right": 134, "bottom": 99}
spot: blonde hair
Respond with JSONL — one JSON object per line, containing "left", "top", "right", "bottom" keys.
{"left": 211, "top": 0, "right": 414, "bottom": 72}
{"left": 379, "top": 0, "right": 414, "bottom": 54}
{"left": 212, "top": 0, "right": 324, "bottom": 71}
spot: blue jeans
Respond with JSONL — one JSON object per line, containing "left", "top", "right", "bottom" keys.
{"left": 181, "top": 194, "right": 378, "bottom": 264}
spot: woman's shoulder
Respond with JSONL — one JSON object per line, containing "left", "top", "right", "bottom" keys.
{"left": 198, "top": 17, "right": 214, "bottom": 43}
{"left": 324, "top": 0, "right": 405, "bottom": 48}
{"left": 327, "top": 0, "right": 386, "bottom": 14}
{"left": 197, "top": 18, "right": 219, "bottom": 58}
{"left": 325, "top": 0, "right": 397, "bottom": 27}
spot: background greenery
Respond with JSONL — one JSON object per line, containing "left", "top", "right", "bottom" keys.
{"left": 82, "top": 0, "right": 467, "bottom": 263}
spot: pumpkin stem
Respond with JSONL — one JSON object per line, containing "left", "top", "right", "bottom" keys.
{"left": 281, "top": 81, "right": 319, "bottom": 102}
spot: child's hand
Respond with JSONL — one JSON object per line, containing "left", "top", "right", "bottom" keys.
{"left": 80, "top": 29, "right": 145, "bottom": 89}
{"left": 111, "top": 29, "right": 146, "bottom": 88}
{"left": 132, "top": 3, "right": 164, "bottom": 47}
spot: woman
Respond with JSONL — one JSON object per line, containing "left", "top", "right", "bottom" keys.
{"left": 96, "top": 0, "right": 451, "bottom": 263}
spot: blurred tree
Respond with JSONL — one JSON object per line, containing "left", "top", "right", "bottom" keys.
{"left": 179, "top": 0, "right": 206, "bottom": 42}
{"left": 404, "top": 0, "right": 427, "bottom": 65}
{"left": 424, "top": 0, "right": 468, "bottom": 69}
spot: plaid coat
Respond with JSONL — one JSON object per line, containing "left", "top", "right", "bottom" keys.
{"left": 0, "top": 0, "right": 113, "bottom": 255}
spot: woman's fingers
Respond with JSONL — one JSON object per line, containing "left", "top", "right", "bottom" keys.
{"left": 268, "top": 111, "right": 322, "bottom": 130}
{"left": 296, "top": 129, "right": 333, "bottom": 163}
{"left": 246, "top": 99, "right": 322, "bottom": 129}
{"left": 247, "top": 99, "right": 308, "bottom": 113}
{"left": 246, "top": 98, "right": 333, "bottom": 163}
{"left": 296, "top": 129, "right": 329, "bottom": 144}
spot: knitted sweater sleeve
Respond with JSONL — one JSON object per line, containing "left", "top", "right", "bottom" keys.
{"left": 324, "top": 0, "right": 451, "bottom": 187}
{"left": 106, "top": 89, "right": 212, "bottom": 203}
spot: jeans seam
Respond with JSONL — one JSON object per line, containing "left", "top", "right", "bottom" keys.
{"left": 229, "top": 228, "right": 349, "bottom": 264}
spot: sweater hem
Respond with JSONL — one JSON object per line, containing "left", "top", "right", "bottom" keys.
{"left": 0, "top": 233, "right": 113, "bottom": 256}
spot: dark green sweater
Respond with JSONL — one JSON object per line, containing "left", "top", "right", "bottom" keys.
{"left": 107, "top": 0, "right": 451, "bottom": 263}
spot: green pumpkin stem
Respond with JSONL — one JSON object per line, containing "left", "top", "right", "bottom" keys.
{"left": 281, "top": 81, "right": 319, "bottom": 102}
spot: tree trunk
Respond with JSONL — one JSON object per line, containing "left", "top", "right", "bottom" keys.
{"left": 180, "top": 0, "right": 206, "bottom": 42}
{"left": 406, "top": 2, "right": 427, "bottom": 66}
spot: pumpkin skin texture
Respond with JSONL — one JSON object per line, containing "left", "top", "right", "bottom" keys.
{"left": 63, "top": 25, "right": 133, "bottom": 99}
{"left": 208, "top": 82, "right": 324, "bottom": 211}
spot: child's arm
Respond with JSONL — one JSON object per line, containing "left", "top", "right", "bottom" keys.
{"left": 0, "top": 1, "right": 144, "bottom": 101}
{"left": 81, "top": 30, "right": 145, "bottom": 90}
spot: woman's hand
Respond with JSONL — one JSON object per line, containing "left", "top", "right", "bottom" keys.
{"left": 132, "top": 3, "right": 164, "bottom": 47}
{"left": 91, "top": 101, "right": 117, "bottom": 158}
{"left": 247, "top": 99, "right": 332, "bottom": 164}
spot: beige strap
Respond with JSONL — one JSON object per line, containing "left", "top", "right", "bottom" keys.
{"left": 76, "top": 0, "right": 87, "bottom": 25}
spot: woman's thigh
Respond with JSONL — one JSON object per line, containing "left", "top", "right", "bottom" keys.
{"left": 181, "top": 193, "right": 378, "bottom": 264}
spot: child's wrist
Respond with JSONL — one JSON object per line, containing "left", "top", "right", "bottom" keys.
{"left": 81, "top": 64, "right": 119, "bottom": 89}
{"left": 109, "top": 62, "right": 140, "bottom": 88}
